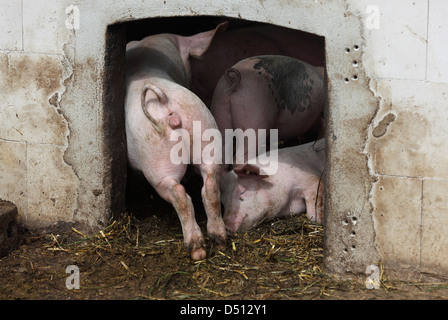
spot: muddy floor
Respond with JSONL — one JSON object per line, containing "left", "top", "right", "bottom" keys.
{"left": 1, "top": 173, "right": 448, "bottom": 301}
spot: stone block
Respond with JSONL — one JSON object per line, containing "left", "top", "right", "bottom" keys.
{"left": 22, "top": 0, "right": 71, "bottom": 54}
{"left": 427, "top": 0, "right": 448, "bottom": 83}
{"left": 0, "top": 0, "right": 23, "bottom": 50}
{"left": 360, "top": 0, "right": 428, "bottom": 80}
{"left": 371, "top": 79, "right": 448, "bottom": 178}
{"left": 372, "top": 176, "right": 422, "bottom": 266}
{"left": 27, "top": 143, "right": 79, "bottom": 229}
{"left": 421, "top": 179, "right": 448, "bottom": 274}
{"left": 0, "top": 52, "right": 68, "bottom": 146}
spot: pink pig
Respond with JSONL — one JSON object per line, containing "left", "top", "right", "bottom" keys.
{"left": 211, "top": 55, "right": 325, "bottom": 165}
{"left": 125, "top": 23, "right": 228, "bottom": 260}
{"left": 190, "top": 24, "right": 325, "bottom": 107}
{"left": 221, "top": 139, "right": 325, "bottom": 233}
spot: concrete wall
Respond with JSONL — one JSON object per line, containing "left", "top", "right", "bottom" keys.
{"left": 0, "top": 0, "right": 447, "bottom": 279}
{"left": 357, "top": 0, "right": 448, "bottom": 278}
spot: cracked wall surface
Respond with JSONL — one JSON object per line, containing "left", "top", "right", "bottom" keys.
{"left": 0, "top": 49, "right": 79, "bottom": 229}
{"left": 359, "top": 0, "right": 448, "bottom": 278}
{"left": 366, "top": 79, "right": 448, "bottom": 277}
{"left": 0, "top": 0, "right": 90, "bottom": 231}
{"left": 0, "top": 0, "right": 447, "bottom": 279}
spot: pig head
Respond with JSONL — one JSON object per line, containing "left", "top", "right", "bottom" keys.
{"left": 124, "top": 23, "right": 228, "bottom": 260}
{"left": 221, "top": 139, "right": 325, "bottom": 233}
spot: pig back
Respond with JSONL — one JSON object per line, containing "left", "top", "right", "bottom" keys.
{"left": 126, "top": 34, "right": 189, "bottom": 88}
{"left": 190, "top": 24, "right": 325, "bottom": 107}
{"left": 278, "top": 139, "right": 325, "bottom": 176}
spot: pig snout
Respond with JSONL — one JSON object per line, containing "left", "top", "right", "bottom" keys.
{"left": 223, "top": 208, "right": 261, "bottom": 233}
{"left": 223, "top": 208, "right": 265, "bottom": 233}
{"left": 223, "top": 210, "right": 246, "bottom": 233}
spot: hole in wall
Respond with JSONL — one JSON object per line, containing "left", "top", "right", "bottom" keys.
{"left": 104, "top": 15, "right": 327, "bottom": 244}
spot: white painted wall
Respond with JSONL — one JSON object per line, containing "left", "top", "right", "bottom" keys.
{"left": 352, "top": 0, "right": 448, "bottom": 276}
{"left": 0, "top": 0, "right": 447, "bottom": 279}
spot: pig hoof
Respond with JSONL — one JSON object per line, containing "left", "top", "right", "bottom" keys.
{"left": 308, "top": 213, "right": 323, "bottom": 224}
{"left": 210, "top": 234, "right": 227, "bottom": 250}
{"left": 190, "top": 247, "right": 207, "bottom": 261}
{"left": 207, "top": 223, "right": 227, "bottom": 248}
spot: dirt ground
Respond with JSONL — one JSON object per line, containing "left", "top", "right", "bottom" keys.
{"left": 1, "top": 174, "right": 448, "bottom": 301}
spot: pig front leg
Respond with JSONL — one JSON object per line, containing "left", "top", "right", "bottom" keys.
{"left": 155, "top": 176, "right": 207, "bottom": 260}
{"left": 199, "top": 164, "right": 227, "bottom": 249}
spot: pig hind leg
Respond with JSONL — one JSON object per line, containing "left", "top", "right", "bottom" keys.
{"left": 155, "top": 176, "right": 207, "bottom": 260}
{"left": 199, "top": 164, "right": 227, "bottom": 248}
{"left": 303, "top": 178, "right": 325, "bottom": 224}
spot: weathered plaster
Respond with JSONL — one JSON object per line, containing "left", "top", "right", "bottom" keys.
{"left": 0, "top": 48, "right": 79, "bottom": 229}
{"left": 1, "top": 0, "right": 447, "bottom": 279}
{"left": 365, "top": 78, "right": 448, "bottom": 277}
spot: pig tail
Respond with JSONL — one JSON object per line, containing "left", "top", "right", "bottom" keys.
{"left": 224, "top": 68, "right": 241, "bottom": 93}
{"left": 141, "top": 83, "right": 168, "bottom": 134}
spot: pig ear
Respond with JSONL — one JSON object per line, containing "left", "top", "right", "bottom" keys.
{"left": 184, "top": 21, "right": 229, "bottom": 58}
{"left": 233, "top": 163, "right": 269, "bottom": 179}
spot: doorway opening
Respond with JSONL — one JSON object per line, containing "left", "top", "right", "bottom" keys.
{"left": 103, "top": 15, "right": 327, "bottom": 240}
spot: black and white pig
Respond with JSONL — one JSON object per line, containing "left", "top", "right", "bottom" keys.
{"left": 211, "top": 55, "right": 325, "bottom": 165}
